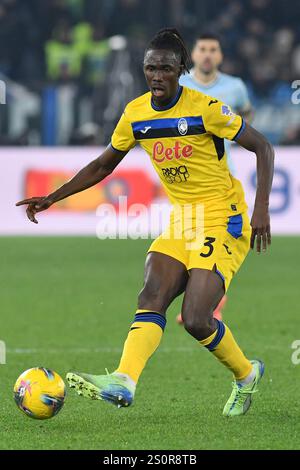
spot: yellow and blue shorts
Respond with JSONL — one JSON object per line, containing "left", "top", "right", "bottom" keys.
{"left": 148, "top": 211, "right": 251, "bottom": 291}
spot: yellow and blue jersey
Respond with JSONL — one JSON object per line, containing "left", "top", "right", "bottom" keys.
{"left": 179, "top": 71, "right": 251, "bottom": 171}
{"left": 179, "top": 71, "right": 250, "bottom": 112}
{"left": 111, "top": 85, "right": 247, "bottom": 220}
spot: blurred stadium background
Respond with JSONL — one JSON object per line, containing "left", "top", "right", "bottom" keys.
{"left": 0, "top": 0, "right": 299, "bottom": 146}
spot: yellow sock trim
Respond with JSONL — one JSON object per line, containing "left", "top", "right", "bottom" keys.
{"left": 136, "top": 309, "right": 161, "bottom": 314}
{"left": 199, "top": 329, "right": 217, "bottom": 347}
{"left": 200, "top": 323, "right": 252, "bottom": 381}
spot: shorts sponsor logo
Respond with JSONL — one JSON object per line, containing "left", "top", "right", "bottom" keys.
{"left": 161, "top": 165, "right": 190, "bottom": 183}
{"left": 223, "top": 243, "right": 232, "bottom": 255}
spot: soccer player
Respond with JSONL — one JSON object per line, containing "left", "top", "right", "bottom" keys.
{"left": 180, "top": 32, "right": 252, "bottom": 129}
{"left": 16, "top": 28, "right": 274, "bottom": 417}
{"left": 177, "top": 32, "right": 253, "bottom": 324}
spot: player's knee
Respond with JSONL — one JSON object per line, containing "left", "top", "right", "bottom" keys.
{"left": 183, "top": 311, "right": 215, "bottom": 341}
{"left": 138, "top": 281, "right": 173, "bottom": 312}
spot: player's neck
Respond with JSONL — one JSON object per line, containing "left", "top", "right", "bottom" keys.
{"left": 193, "top": 68, "right": 219, "bottom": 86}
{"left": 151, "top": 86, "right": 182, "bottom": 110}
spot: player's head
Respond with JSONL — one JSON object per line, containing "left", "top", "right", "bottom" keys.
{"left": 144, "top": 28, "right": 191, "bottom": 104}
{"left": 192, "top": 32, "right": 223, "bottom": 74}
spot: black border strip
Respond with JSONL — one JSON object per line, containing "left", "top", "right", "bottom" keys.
{"left": 134, "top": 125, "right": 206, "bottom": 140}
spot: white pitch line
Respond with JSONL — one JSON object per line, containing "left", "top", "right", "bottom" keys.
{"left": 6, "top": 344, "right": 285, "bottom": 355}
{"left": 7, "top": 347, "right": 198, "bottom": 354}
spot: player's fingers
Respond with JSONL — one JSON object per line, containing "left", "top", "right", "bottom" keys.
{"left": 26, "top": 206, "right": 38, "bottom": 224}
{"left": 16, "top": 197, "right": 41, "bottom": 206}
{"left": 262, "top": 230, "right": 267, "bottom": 252}
{"left": 267, "top": 225, "right": 271, "bottom": 246}
{"left": 250, "top": 228, "right": 256, "bottom": 250}
{"left": 26, "top": 206, "right": 34, "bottom": 222}
{"left": 256, "top": 229, "right": 262, "bottom": 253}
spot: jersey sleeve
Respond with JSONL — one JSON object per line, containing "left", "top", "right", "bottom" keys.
{"left": 202, "top": 96, "right": 245, "bottom": 141}
{"left": 111, "top": 108, "right": 136, "bottom": 152}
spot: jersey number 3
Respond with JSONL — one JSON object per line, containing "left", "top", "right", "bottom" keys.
{"left": 200, "top": 237, "right": 216, "bottom": 258}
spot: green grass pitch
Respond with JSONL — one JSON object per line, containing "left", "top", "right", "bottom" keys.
{"left": 0, "top": 236, "right": 299, "bottom": 450}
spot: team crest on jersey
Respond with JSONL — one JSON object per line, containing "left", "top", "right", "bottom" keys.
{"left": 178, "top": 118, "right": 188, "bottom": 135}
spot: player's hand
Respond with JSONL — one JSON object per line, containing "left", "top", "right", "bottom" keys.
{"left": 250, "top": 206, "right": 271, "bottom": 253}
{"left": 15, "top": 196, "right": 53, "bottom": 224}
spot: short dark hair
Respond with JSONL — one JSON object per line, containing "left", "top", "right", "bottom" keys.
{"left": 145, "top": 27, "right": 191, "bottom": 74}
{"left": 195, "top": 32, "right": 222, "bottom": 46}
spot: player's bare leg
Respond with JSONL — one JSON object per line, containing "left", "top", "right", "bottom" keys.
{"left": 67, "top": 252, "right": 188, "bottom": 407}
{"left": 182, "top": 268, "right": 264, "bottom": 416}
{"left": 181, "top": 268, "right": 224, "bottom": 339}
{"left": 176, "top": 294, "right": 227, "bottom": 324}
{"left": 137, "top": 251, "right": 188, "bottom": 314}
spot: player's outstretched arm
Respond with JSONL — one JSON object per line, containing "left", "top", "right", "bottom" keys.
{"left": 16, "top": 145, "right": 127, "bottom": 224}
{"left": 235, "top": 124, "right": 274, "bottom": 253}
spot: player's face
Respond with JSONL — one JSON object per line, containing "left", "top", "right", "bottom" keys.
{"left": 192, "top": 39, "right": 222, "bottom": 74}
{"left": 143, "top": 49, "right": 182, "bottom": 105}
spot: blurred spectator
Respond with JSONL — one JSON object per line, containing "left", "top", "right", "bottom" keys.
{"left": 0, "top": 0, "right": 297, "bottom": 94}
{"left": 81, "top": 23, "right": 111, "bottom": 87}
{"left": 0, "top": 0, "right": 298, "bottom": 145}
{"left": 0, "top": 0, "right": 38, "bottom": 82}
{"left": 45, "top": 19, "right": 82, "bottom": 82}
